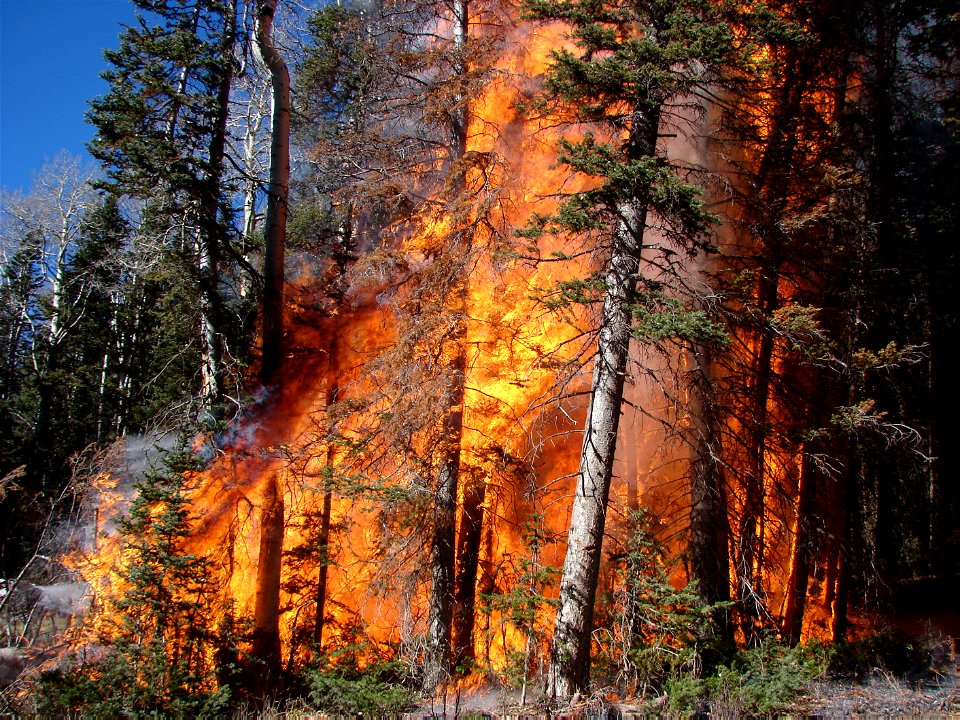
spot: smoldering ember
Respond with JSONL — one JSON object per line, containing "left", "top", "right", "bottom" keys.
{"left": 0, "top": 0, "right": 957, "bottom": 716}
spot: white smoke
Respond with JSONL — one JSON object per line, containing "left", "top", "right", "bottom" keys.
{"left": 32, "top": 582, "right": 90, "bottom": 614}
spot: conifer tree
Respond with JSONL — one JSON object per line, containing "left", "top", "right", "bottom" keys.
{"left": 87, "top": 0, "right": 240, "bottom": 422}
{"left": 519, "top": 0, "right": 755, "bottom": 699}
{"left": 297, "top": 0, "right": 506, "bottom": 690}
{"left": 37, "top": 450, "right": 233, "bottom": 716}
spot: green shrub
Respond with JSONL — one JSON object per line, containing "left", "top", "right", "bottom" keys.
{"left": 306, "top": 659, "right": 416, "bottom": 716}
{"left": 596, "top": 508, "right": 729, "bottom": 696}
{"left": 824, "top": 627, "right": 953, "bottom": 678}
{"left": 664, "top": 674, "right": 706, "bottom": 714}
{"left": 703, "top": 642, "right": 823, "bottom": 715}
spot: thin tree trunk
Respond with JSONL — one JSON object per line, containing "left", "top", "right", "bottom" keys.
{"left": 196, "top": 0, "right": 236, "bottom": 420}
{"left": 249, "top": 0, "right": 290, "bottom": 691}
{"left": 688, "top": 348, "right": 733, "bottom": 643}
{"left": 546, "top": 106, "right": 659, "bottom": 701}
{"left": 255, "top": 0, "right": 290, "bottom": 386}
{"left": 314, "top": 336, "right": 340, "bottom": 650}
{"left": 252, "top": 470, "right": 285, "bottom": 686}
{"left": 452, "top": 468, "right": 485, "bottom": 670}
{"left": 782, "top": 445, "right": 817, "bottom": 644}
{"left": 422, "top": 0, "right": 471, "bottom": 693}
{"left": 737, "top": 261, "right": 778, "bottom": 646}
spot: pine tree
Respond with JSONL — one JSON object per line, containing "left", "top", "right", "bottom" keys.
{"left": 37, "top": 449, "right": 234, "bottom": 716}
{"left": 296, "top": 0, "right": 507, "bottom": 690}
{"left": 518, "top": 0, "right": 756, "bottom": 699}
{"left": 87, "top": 0, "right": 240, "bottom": 422}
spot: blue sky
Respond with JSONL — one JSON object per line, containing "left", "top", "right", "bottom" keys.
{"left": 1, "top": 0, "right": 137, "bottom": 193}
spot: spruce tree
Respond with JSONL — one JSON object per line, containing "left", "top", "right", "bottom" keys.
{"left": 87, "top": 0, "right": 239, "bottom": 422}
{"left": 518, "top": 0, "right": 756, "bottom": 699}
{"left": 37, "top": 450, "right": 233, "bottom": 716}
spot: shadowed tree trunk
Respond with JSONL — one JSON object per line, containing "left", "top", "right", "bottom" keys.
{"left": 252, "top": 470, "right": 284, "bottom": 686}
{"left": 782, "top": 445, "right": 818, "bottom": 644}
{"left": 452, "top": 467, "right": 486, "bottom": 670}
{"left": 197, "top": 0, "right": 237, "bottom": 421}
{"left": 314, "top": 335, "right": 340, "bottom": 649}
{"left": 688, "top": 349, "right": 733, "bottom": 643}
{"left": 250, "top": 0, "right": 290, "bottom": 690}
{"left": 423, "top": 0, "right": 472, "bottom": 693}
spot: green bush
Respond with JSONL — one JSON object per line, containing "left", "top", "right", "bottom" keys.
{"left": 704, "top": 642, "right": 823, "bottom": 715}
{"left": 824, "top": 627, "right": 953, "bottom": 678}
{"left": 306, "top": 659, "right": 416, "bottom": 716}
{"left": 596, "top": 508, "right": 729, "bottom": 696}
{"left": 34, "top": 649, "right": 233, "bottom": 718}
{"left": 663, "top": 674, "right": 706, "bottom": 714}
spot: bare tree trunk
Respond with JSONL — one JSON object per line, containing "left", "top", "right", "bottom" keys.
{"left": 782, "top": 446, "right": 816, "bottom": 644}
{"left": 196, "top": 0, "right": 237, "bottom": 421}
{"left": 248, "top": 0, "right": 290, "bottom": 692}
{"left": 422, "top": 0, "right": 471, "bottom": 693}
{"left": 546, "top": 107, "right": 658, "bottom": 700}
{"left": 688, "top": 349, "right": 733, "bottom": 643}
{"left": 737, "top": 261, "right": 778, "bottom": 646}
{"left": 314, "top": 336, "right": 340, "bottom": 650}
{"left": 252, "top": 470, "right": 285, "bottom": 686}
{"left": 255, "top": 0, "right": 290, "bottom": 386}
{"left": 452, "top": 468, "right": 485, "bottom": 669}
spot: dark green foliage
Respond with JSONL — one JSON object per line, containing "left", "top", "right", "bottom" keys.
{"left": 631, "top": 290, "right": 727, "bottom": 346}
{"left": 597, "top": 509, "right": 726, "bottom": 695}
{"left": 821, "top": 628, "right": 955, "bottom": 679}
{"left": 522, "top": 0, "right": 753, "bottom": 113}
{"left": 0, "top": 191, "right": 134, "bottom": 576}
{"left": 709, "top": 642, "right": 823, "bottom": 714}
{"left": 88, "top": 0, "right": 236, "bottom": 206}
{"left": 480, "top": 515, "right": 559, "bottom": 687}
{"left": 663, "top": 642, "right": 824, "bottom": 715}
{"left": 517, "top": 0, "right": 756, "bottom": 353}
{"left": 87, "top": 0, "right": 244, "bottom": 421}
{"left": 33, "top": 448, "right": 239, "bottom": 717}
{"left": 306, "top": 659, "right": 416, "bottom": 716}
{"left": 303, "top": 639, "right": 416, "bottom": 717}
{"left": 297, "top": 2, "right": 372, "bottom": 131}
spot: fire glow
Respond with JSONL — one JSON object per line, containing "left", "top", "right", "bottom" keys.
{"left": 62, "top": 1, "right": 852, "bottom": 691}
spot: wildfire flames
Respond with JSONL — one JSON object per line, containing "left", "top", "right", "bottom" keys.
{"left": 61, "top": 3, "right": 858, "bottom": 694}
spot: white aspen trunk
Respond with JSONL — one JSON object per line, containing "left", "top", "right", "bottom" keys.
{"left": 47, "top": 216, "right": 71, "bottom": 344}
{"left": 196, "top": 230, "right": 223, "bottom": 415}
{"left": 250, "top": 0, "right": 290, "bottom": 685}
{"left": 546, "top": 105, "right": 660, "bottom": 700}
{"left": 254, "top": 0, "right": 290, "bottom": 386}
{"left": 546, "top": 202, "right": 646, "bottom": 700}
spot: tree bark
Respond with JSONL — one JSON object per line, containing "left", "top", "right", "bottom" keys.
{"left": 782, "top": 445, "right": 817, "bottom": 644}
{"left": 249, "top": 0, "right": 290, "bottom": 689}
{"left": 252, "top": 471, "right": 285, "bottom": 686}
{"left": 196, "top": 0, "right": 236, "bottom": 421}
{"left": 255, "top": 0, "right": 291, "bottom": 386}
{"left": 452, "top": 468, "right": 485, "bottom": 670}
{"left": 314, "top": 336, "right": 340, "bottom": 650}
{"left": 737, "top": 260, "right": 778, "bottom": 646}
{"left": 546, "top": 106, "right": 659, "bottom": 701}
{"left": 687, "top": 349, "right": 733, "bottom": 643}
{"left": 422, "top": 0, "right": 472, "bottom": 693}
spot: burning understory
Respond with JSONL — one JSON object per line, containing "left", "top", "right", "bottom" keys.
{"left": 5, "top": 0, "right": 956, "bottom": 713}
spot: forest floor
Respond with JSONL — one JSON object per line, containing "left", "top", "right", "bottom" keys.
{"left": 411, "top": 661, "right": 960, "bottom": 717}
{"left": 797, "top": 667, "right": 960, "bottom": 717}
